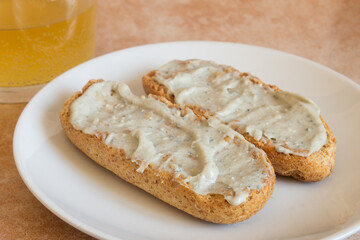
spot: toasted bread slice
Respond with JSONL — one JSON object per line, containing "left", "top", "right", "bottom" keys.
{"left": 60, "top": 79, "right": 275, "bottom": 224}
{"left": 142, "top": 59, "right": 336, "bottom": 182}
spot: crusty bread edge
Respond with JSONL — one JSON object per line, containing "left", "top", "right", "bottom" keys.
{"left": 142, "top": 70, "right": 336, "bottom": 182}
{"left": 59, "top": 79, "right": 276, "bottom": 224}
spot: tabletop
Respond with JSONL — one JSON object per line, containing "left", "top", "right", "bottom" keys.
{"left": 1, "top": 0, "right": 359, "bottom": 239}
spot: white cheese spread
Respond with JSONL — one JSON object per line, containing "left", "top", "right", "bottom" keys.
{"left": 69, "top": 81, "right": 272, "bottom": 206}
{"left": 153, "top": 59, "right": 327, "bottom": 157}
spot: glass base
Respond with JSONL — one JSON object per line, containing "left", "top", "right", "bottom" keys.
{"left": 0, "top": 84, "right": 46, "bottom": 103}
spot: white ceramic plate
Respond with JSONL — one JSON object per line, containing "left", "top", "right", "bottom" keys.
{"left": 14, "top": 41, "right": 360, "bottom": 240}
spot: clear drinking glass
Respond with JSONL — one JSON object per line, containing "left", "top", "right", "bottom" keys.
{"left": 0, "top": 0, "right": 97, "bottom": 103}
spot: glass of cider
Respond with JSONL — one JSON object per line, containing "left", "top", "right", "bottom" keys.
{"left": 0, "top": 0, "right": 97, "bottom": 103}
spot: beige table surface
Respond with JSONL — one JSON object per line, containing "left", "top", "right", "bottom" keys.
{"left": 1, "top": 0, "right": 359, "bottom": 239}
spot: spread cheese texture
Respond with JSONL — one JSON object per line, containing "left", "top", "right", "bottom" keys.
{"left": 153, "top": 59, "right": 327, "bottom": 157}
{"left": 69, "top": 81, "right": 272, "bottom": 206}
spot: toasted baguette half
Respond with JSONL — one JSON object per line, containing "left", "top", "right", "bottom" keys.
{"left": 142, "top": 60, "right": 336, "bottom": 182}
{"left": 60, "top": 80, "right": 275, "bottom": 224}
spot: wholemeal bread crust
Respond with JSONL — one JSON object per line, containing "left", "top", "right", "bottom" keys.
{"left": 142, "top": 70, "right": 336, "bottom": 182}
{"left": 60, "top": 80, "right": 275, "bottom": 224}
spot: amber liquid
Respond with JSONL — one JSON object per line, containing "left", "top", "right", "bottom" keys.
{"left": 0, "top": 0, "right": 96, "bottom": 88}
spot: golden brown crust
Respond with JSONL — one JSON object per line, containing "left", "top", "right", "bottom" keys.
{"left": 60, "top": 80, "right": 275, "bottom": 224}
{"left": 142, "top": 69, "right": 336, "bottom": 182}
